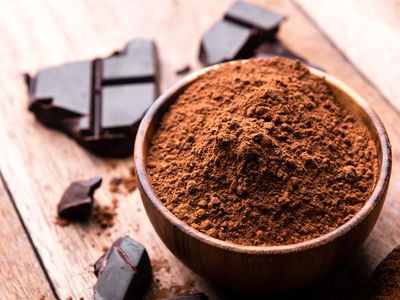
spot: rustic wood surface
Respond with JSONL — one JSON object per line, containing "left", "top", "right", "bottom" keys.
{"left": 295, "top": 0, "right": 400, "bottom": 112}
{"left": 0, "top": 0, "right": 399, "bottom": 299}
{"left": 0, "top": 177, "right": 53, "bottom": 299}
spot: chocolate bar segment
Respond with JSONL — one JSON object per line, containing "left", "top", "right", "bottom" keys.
{"left": 102, "top": 39, "right": 158, "bottom": 84}
{"left": 101, "top": 83, "right": 156, "bottom": 132}
{"left": 29, "top": 61, "right": 92, "bottom": 117}
{"left": 225, "top": 1, "right": 284, "bottom": 39}
{"left": 199, "top": 20, "right": 255, "bottom": 66}
{"left": 94, "top": 236, "right": 152, "bottom": 300}
{"left": 57, "top": 177, "right": 102, "bottom": 220}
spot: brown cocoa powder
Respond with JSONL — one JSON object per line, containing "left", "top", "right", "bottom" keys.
{"left": 147, "top": 57, "right": 378, "bottom": 246}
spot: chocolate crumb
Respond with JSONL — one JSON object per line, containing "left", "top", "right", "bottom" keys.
{"left": 109, "top": 177, "right": 123, "bottom": 193}
{"left": 176, "top": 65, "right": 191, "bottom": 76}
{"left": 109, "top": 163, "right": 138, "bottom": 194}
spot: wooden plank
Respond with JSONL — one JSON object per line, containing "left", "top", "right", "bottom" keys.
{"left": 0, "top": 0, "right": 398, "bottom": 299}
{"left": 0, "top": 178, "right": 53, "bottom": 299}
{"left": 294, "top": 0, "right": 400, "bottom": 112}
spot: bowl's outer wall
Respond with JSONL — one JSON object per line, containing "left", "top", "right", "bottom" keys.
{"left": 138, "top": 177, "right": 387, "bottom": 292}
{"left": 135, "top": 62, "right": 391, "bottom": 292}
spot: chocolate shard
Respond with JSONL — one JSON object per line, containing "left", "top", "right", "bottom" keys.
{"left": 364, "top": 246, "right": 400, "bottom": 299}
{"left": 57, "top": 177, "right": 102, "bottom": 220}
{"left": 224, "top": 1, "right": 285, "bottom": 40}
{"left": 27, "top": 61, "right": 92, "bottom": 128}
{"left": 26, "top": 38, "right": 160, "bottom": 157}
{"left": 102, "top": 39, "right": 158, "bottom": 85}
{"left": 161, "top": 293, "right": 209, "bottom": 300}
{"left": 175, "top": 65, "right": 191, "bottom": 76}
{"left": 94, "top": 236, "right": 152, "bottom": 300}
{"left": 199, "top": 20, "right": 256, "bottom": 66}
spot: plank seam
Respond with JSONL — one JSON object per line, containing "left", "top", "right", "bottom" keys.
{"left": 0, "top": 171, "right": 60, "bottom": 300}
{"left": 291, "top": 0, "right": 400, "bottom": 120}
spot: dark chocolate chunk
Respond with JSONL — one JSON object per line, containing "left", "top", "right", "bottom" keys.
{"left": 199, "top": 20, "right": 256, "bottom": 66}
{"left": 57, "top": 177, "right": 102, "bottom": 220}
{"left": 161, "top": 293, "right": 208, "bottom": 300}
{"left": 102, "top": 39, "right": 158, "bottom": 84}
{"left": 224, "top": 1, "right": 284, "bottom": 39}
{"left": 29, "top": 61, "right": 92, "bottom": 117}
{"left": 94, "top": 236, "right": 152, "bottom": 300}
{"left": 199, "top": 2, "right": 284, "bottom": 66}
{"left": 26, "top": 38, "right": 159, "bottom": 157}
{"left": 364, "top": 246, "right": 400, "bottom": 299}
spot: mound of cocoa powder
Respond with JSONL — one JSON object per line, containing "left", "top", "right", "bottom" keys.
{"left": 147, "top": 57, "right": 378, "bottom": 246}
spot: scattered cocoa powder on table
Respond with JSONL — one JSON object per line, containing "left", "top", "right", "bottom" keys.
{"left": 147, "top": 57, "right": 378, "bottom": 246}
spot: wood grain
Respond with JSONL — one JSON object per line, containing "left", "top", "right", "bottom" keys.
{"left": 0, "top": 0, "right": 398, "bottom": 299}
{"left": 0, "top": 177, "right": 53, "bottom": 299}
{"left": 294, "top": 0, "right": 400, "bottom": 112}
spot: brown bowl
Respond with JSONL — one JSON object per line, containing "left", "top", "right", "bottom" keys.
{"left": 134, "top": 59, "right": 392, "bottom": 292}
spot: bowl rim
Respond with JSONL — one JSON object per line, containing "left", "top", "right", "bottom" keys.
{"left": 134, "top": 59, "right": 392, "bottom": 255}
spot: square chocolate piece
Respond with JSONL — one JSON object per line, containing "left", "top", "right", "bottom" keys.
{"left": 199, "top": 20, "right": 255, "bottom": 66}
{"left": 225, "top": 1, "right": 284, "bottom": 38}
{"left": 102, "top": 39, "right": 158, "bottom": 84}
{"left": 101, "top": 83, "right": 156, "bottom": 132}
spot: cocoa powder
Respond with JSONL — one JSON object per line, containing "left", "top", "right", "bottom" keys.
{"left": 147, "top": 57, "right": 378, "bottom": 246}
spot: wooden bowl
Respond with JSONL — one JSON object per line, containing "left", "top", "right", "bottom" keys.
{"left": 134, "top": 59, "right": 392, "bottom": 292}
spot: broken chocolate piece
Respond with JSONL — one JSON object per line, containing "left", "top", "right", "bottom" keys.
{"left": 364, "top": 246, "right": 400, "bottom": 299}
{"left": 199, "top": 1, "right": 284, "bottom": 66}
{"left": 57, "top": 177, "right": 102, "bottom": 220}
{"left": 94, "top": 236, "right": 152, "bottom": 300}
{"left": 161, "top": 293, "right": 208, "bottom": 300}
{"left": 102, "top": 39, "right": 158, "bottom": 84}
{"left": 28, "top": 61, "right": 92, "bottom": 127}
{"left": 224, "top": 1, "right": 284, "bottom": 40}
{"left": 26, "top": 38, "right": 159, "bottom": 157}
{"left": 199, "top": 20, "right": 256, "bottom": 66}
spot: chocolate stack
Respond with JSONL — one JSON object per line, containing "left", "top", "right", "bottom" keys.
{"left": 26, "top": 39, "right": 159, "bottom": 157}
{"left": 199, "top": 1, "right": 310, "bottom": 66}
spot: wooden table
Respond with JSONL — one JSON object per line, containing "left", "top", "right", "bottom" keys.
{"left": 0, "top": 0, "right": 399, "bottom": 299}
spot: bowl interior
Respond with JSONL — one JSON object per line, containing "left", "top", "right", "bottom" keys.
{"left": 135, "top": 60, "right": 391, "bottom": 255}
